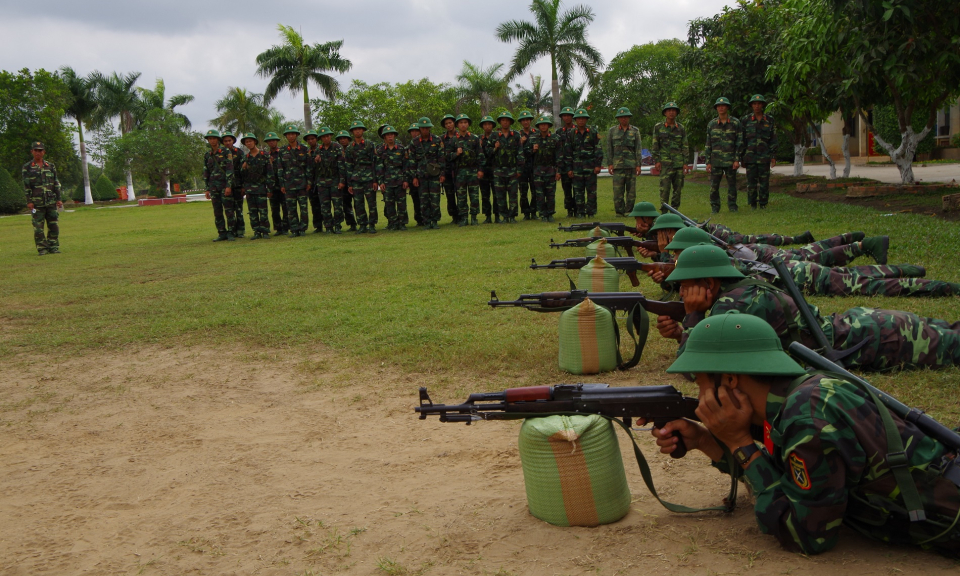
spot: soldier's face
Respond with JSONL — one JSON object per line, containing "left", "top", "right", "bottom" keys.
{"left": 618, "top": 116, "right": 630, "bottom": 127}
{"left": 560, "top": 114, "right": 573, "bottom": 125}
{"left": 408, "top": 131, "right": 419, "bottom": 139}
{"left": 223, "top": 137, "right": 235, "bottom": 147}
{"left": 457, "top": 120, "right": 470, "bottom": 132}
{"left": 665, "top": 109, "right": 678, "bottom": 121}
{"left": 575, "top": 118, "right": 587, "bottom": 128}
{"left": 443, "top": 120, "right": 455, "bottom": 132}
{"left": 481, "top": 122, "right": 494, "bottom": 134}
{"left": 499, "top": 119, "right": 512, "bottom": 130}
{"left": 206, "top": 137, "right": 220, "bottom": 148}
{"left": 351, "top": 128, "right": 365, "bottom": 139}
{"left": 242, "top": 139, "right": 257, "bottom": 151}
{"left": 716, "top": 104, "right": 729, "bottom": 116}
{"left": 32, "top": 149, "right": 45, "bottom": 162}
{"left": 751, "top": 102, "right": 765, "bottom": 115}
{"left": 320, "top": 135, "right": 332, "bottom": 146}
{"left": 537, "top": 123, "right": 550, "bottom": 134}
{"left": 337, "top": 138, "right": 350, "bottom": 146}
{"left": 285, "top": 133, "right": 298, "bottom": 144}
{"left": 306, "top": 136, "right": 318, "bottom": 146}
{"left": 419, "top": 127, "right": 432, "bottom": 138}
{"left": 520, "top": 119, "right": 532, "bottom": 130}
{"left": 385, "top": 134, "right": 396, "bottom": 145}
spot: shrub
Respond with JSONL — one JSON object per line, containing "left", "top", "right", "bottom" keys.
{"left": 0, "top": 167, "right": 27, "bottom": 214}
{"left": 92, "top": 175, "right": 118, "bottom": 201}
{"left": 951, "top": 133, "right": 960, "bottom": 148}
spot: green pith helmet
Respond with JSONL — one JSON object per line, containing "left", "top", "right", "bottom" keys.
{"left": 665, "top": 244, "right": 745, "bottom": 283}
{"left": 667, "top": 312, "right": 807, "bottom": 376}
{"left": 517, "top": 110, "right": 535, "bottom": 121}
{"left": 204, "top": 129, "right": 222, "bottom": 140}
{"left": 317, "top": 126, "right": 334, "bottom": 138}
{"left": 221, "top": 130, "right": 236, "bottom": 142}
{"left": 264, "top": 132, "right": 280, "bottom": 142}
{"left": 662, "top": 101, "right": 680, "bottom": 115}
{"left": 615, "top": 107, "right": 633, "bottom": 118}
{"left": 417, "top": 117, "right": 434, "bottom": 128}
{"left": 627, "top": 201, "right": 659, "bottom": 218}
{"left": 380, "top": 125, "right": 398, "bottom": 137}
{"left": 440, "top": 114, "right": 456, "bottom": 127}
{"left": 335, "top": 130, "right": 350, "bottom": 140}
{"left": 497, "top": 111, "right": 515, "bottom": 124}
{"left": 535, "top": 115, "right": 553, "bottom": 127}
{"left": 283, "top": 124, "right": 300, "bottom": 135}
{"left": 455, "top": 113, "right": 471, "bottom": 126}
{"left": 349, "top": 120, "right": 366, "bottom": 131}
{"left": 749, "top": 94, "right": 767, "bottom": 104}
{"left": 559, "top": 106, "right": 575, "bottom": 117}
{"left": 240, "top": 132, "right": 258, "bottom": 145}
{"left": 573, "top": 108, "right": 590, "bottom": 119}
{"left": 665, "top": 227, "right": 714, "bottom": 251}
{"left": 304, "top": 129, "right": 319, "bottom": 140}
{"left": 648, "top": 213, "right": 687, "bottom": 232}
{"left": 479, "top": 115, "right": 495, "bottom": 127}
{"left": 714, "top": 97, "right": 732, "bottom": 109}
{"left": 407, "top": 123, "right": 420, "bottom": 133}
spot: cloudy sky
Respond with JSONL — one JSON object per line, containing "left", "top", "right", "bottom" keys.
{"left": 1, "top": 0, "right": 730, "bottom": 131}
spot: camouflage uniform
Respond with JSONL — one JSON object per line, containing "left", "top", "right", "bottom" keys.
{"left": 344, "top": 137, "right": 380, "bottom": 230}
{"left": 226, "top": 144, "right": 246, "bottom": 236}
{"left": 604, "top": 124, "right": 642, "bottom": 214}
{"left": 202, "top": 145, "right": 236, "bottom": 235}
{"left": 557, "top": 117, "right": 577, "bottom": 216}
{"left": 376, "top": 142, "right": 409, "bottom": 229}
{"left": 479, "top": 131, "right": 498, "bottom": 221}
{"left": 491, "top": 129, "right": 525, "bottom": 219}
{"left": 651, "top": 120, "right": 689, "bottom": 210}
{"left": 266, "top": 146, "right": 288, "bottom": 234}
{"left": 566, "top": 126, "right": 603, "bottom": 216}
{"left": 447, "top": 131, "right": 486, "bottom": 221}
{"left": 740, "top": 112, "right": 778, "bottom": 208}
{"left": 774, "top": 261, "right": 960, "bottom": 298}
{"left": 239, "top": 150, "right": 275, "bottom": 235}
{"left": 704, "top": 116, "right": 743, "bottom": 212}
{"left": 705, "top": 223, "right": 812, "bottom": 246}
{"left": 314, "top": 142, "right": 346, "bottom": 231}
{"left": 336, "top": 141, "right": 358, "bottom": 229}
{"left": 306, "top": 143, "right": 323, "bottom": 230}
{"left": 277, "top": 142, "right": 311, "bottom": 233}
{"left": 518, "top": 127, "right": 536, "bottom": 218}
{"left": 529, "top": 130, "right": 564, "bottom": 218}
{"left": 21, "top": 157, "right": 62, "bottom": 253}
{"left": 411, "top": 133, "right": 445, "bottom": 226}
{"left": 441, "top": 129, "right": 460, "bottom": 222}
{"left": 406, "top": 130, "right": 424, "bottom": 226}
{"left": 749, "top": 233, "right": 868, "bottom": 267}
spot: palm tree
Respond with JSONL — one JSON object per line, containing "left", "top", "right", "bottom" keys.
{"left": 60, "top": 66, "right": 99, "bottom": 205}
{"left": 455, "top": 61, "right": 511, "bottom": 117}
{"left": 255, "top": 24, "right": 353, "bottom": 130}
{"left": 210, "top": 87, "right": 273, "bottom": 135}
{"left": 136, "top": 78, "right": 195, "bottom": 129}
{"left": 496, "top": 0, "right": 605, "bottom": 122}
{"left": 514, "top": 73, "right": 552, "bottom": 115}
{"left": 560, "top": 81, "right": 586, "bottom": 110}
{"left": 92, "top": 71, "right": 142, "bottom": 200}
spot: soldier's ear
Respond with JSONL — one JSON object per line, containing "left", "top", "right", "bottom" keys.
{"left": 721, "top": 373, "right": 740, "bottom": 390}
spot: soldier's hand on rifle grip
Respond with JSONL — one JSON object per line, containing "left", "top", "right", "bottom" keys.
{"left": 648, "top": 269, "right": 666, "bottom": 284}
{"left": 656, "top": 316, "right": 683, "bottom": 342}
{"left": 645, "top": 419, "right": 711, "bottom": 459}
{"left": 637, "top": 247, "right": 657, "bottom": 258}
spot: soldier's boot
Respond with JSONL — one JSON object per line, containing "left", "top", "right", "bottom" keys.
{"left": 949, "top": 283, "right": 960, "bottom": 295}
{"left": 349, "top": 224, "right": 358, "bottom": 232}
{"left": 37, "top": 249, "right": 48, "bottom": 256}
{"left": 483, "top": 215, "right": 492, "bottom": 224}
{"left": 213, "top": 233, "right": 229, "bottom": 242}
{"left": 471, "top": 215, "right": 479, "bottom": 226}
{"left": 546, "top": 215, "right": 554, "bottom": 223}
{"left": 860, "top": 236, "right": 890, "bottom": 265}
{"left": 357, "top": 225, "right": 368, "bottom": 234}
{"left": 273, "top": 229, "right": 285, "bottom": 236}
{"left": 458, "top": 217, "right": 468, "bottom": 227}
{"left": 261, "top": 231, "right": 272, "bottom": 239}
{"left": 495, "top": 214, "right": 502, "bottom": 224}
{"left": 792, "top": 231, "right": 815, "bottom": 244}
{"left": 48, "top": 246, "right": 61, "bottom": 254}
{"left": 332, "top": 225, "right": 343, "bottom": 235}
{"left": 250, "top": 232, "right": 261, "bottom": 240}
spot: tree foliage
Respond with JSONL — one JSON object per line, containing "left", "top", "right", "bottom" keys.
{"left": 108, "top": 109, "right": 205, "bottom": 191}
{"left": 455, "top": 62, "right": 511, "bottom": 117}
{"left": 211, "top": 87, "right": 273, "bottom": 136}
{"left": 135, "top": 78, "right": 195, "bottom": 130}
{"left": 0, "top": 167, "right": 26, "bottom": 214}
{"left": 514, "top": 74, "right": 552, "bottom": 115}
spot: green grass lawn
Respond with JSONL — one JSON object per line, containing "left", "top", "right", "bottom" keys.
{"left": 2, "top": 176, "right": 959, "bottom": 423}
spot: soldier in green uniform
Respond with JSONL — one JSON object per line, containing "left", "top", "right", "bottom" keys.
{"left": 221, "top": 131, "right": 246, "bottom": 238}
{"left": 478, "top": 116, "right": 499, "bottom": 224}
{"left": 303, "top": 129, "right": 324, "bottom": 231}
{"left": 238, "top": 133, "right": 275, "bottom": 240}
{"left": 516, "top": 110, "right": 536, "bottom": 220}
{"left": 335, "top": 130, "right": 358, "bottom": 232}
{"left": 529, "top": 115, "right": 563, "bottom": 222}
{"left": 557, "top": 106, "right": 577, "bottom": 217}
{"left": 264, "top": 132, "right": 288, "bottom": 236}
{"left": 627, "top": 200, "right": 660, "bottom": 241}
{"left": 604, "top": 107, "right": 642, "bottom": 215}
{"left": 565, "top": 108, "right": 603, "bottom": 217}
{"left": 410, "top": 117, "right": 445, "bottom": 229}
{"left": 705, "top": 97, "right": 743, "bottom": 214}
{"left": 313, "top": 127, "right": 345, "bottom": 234}
{"left": 201, "top": 129, "right": 236, "bottom": 242}
{"left": 376, "top": 125, "right": 409, "bottom": 230}
{"left": 22, "top": 142, "right": 63, "bottom": 255}
{"left": 651, "top": 102, "right": 690, "bottom": 211}
{"left": 448, "top": 114, "right": 485, "bottom": 226}
{"left": 651, "top": 312, "right": 960, "bottom": 557}
{"left": 491, "top": 111, "right": 525, "bottom": 223}
{"left": 440, "top": 114, "right": 461, "bottom": 225}
{"left": 741, "top": 94, "right": 778, "bottom": 209}
{"left": 277, "top": 125, "right": 311, "bottom": 237}
{"left": 344, "top": 120, "right": 380, "bottom": 234}
{"left": 406, "top": 124, "right": 424, "bottom": 227}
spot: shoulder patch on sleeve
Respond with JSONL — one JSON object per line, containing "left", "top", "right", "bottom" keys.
{"left": 788, "top": 452, "right": 811, "bottom": 490}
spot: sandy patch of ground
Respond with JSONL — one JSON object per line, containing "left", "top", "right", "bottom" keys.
{"left": 1, "top": 346, "right": 956, "bottom": 575}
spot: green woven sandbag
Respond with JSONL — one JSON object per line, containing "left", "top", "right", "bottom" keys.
{"left": 585, "top": 237, "right": 618, "bottom": 259}
{"left": 589, "top": 225, "right": 612, "bottom": 238}
{"left": 518, "top": 414, "right": 632, "bottom": 527}
{"left": 558, "top": 298, "right": 618, "bottom": 374}
{"left": 577, "top": 256, "right": 619, "bottom": 293}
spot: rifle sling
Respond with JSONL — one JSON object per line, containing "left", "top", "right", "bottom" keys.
{"left": 602, "top": 303, "right": 649, "bottom": 371}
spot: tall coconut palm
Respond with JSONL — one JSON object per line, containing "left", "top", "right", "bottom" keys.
{"left": 59, "top": 66, "right": 99, "bottom": 205}
{"left": 255, "top": 24, "right": 353, "bottom": 130}
{"left": 455, "top": 61, "right": 511, "bottom": 116}
{"left": 136, "top": 78, "right": 195, "bottom": 129}
{"left": 514, "top": 73, "right": 552, "bottom": 115}
{"left": 496, "top": 0, "right": 605, "bottom": 122}
{"left": 210, "top": 87, "right": 272, "bottom": 135}
{"left": 92, "top": 71, "right": 142, "bottom": 200}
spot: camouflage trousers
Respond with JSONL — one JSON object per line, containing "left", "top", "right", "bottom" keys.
{"left": 830, "top": 307, "right": 960, "bottom": 371}
{"left": 316, "top": 180, "right": 343, "bottom": 231}
{"left": 443, "top": 171, "right": 459, "bottom": 220}
{"left": 785, "top": 262, "right": 957, "bottom": 297}
{"left": 408, "top": 183, "right": 423, "bottom": 225}
{"left": 269, "top": 189, "right": 288, "bottom": 233}
{"left": 658, "top": 167, "right": 683, "bottom": 210}
{"left": 745, "top": 162, "right": 771, "bottom": 207}
{"left": 612, "top": 168, "right": 636, "bottom": 214}
{"left": 351, "top": 181, "right": 379, "bottom": 227}
{"left": 233, "top": 189, "right": 246, "bottom": 235}
{"left": 709, "top": 166, "right": 738, "bottom": 212}
{"left": 493, "top": 168, "right": 520, "bottom": 218}
{"left": 572, "top": 169, "right": 598, "bottom": 216}
{"left": 708, "top": 223, "right": 805, "bottom": 246}
{"left": 285, "top": 188, "right": 309, "bottom": 232}
{"left": 455, "top": 168, "right": 480, "bottom": 216}
{"left": 32, "top": 205, "right": 59, "bottom": 251}
{"left": 479, "top": 176, "right": 497, "bottom": 217}
{"left": 308, "top": 187, "right": 324, "bottom": 230}
{"left": 753, "top": 233, "right": 867, "bottom": 266}
{"left": 519, "top": 166, "right": 535, "bottom": 216}
{"left": 561, "top": 172, "right": 575, "bottom": 213}
{"left": 383, "top": 185, "right": 409, "bottom": 228}
{"left": 532, "top": 166, "right": 557, "bottom": 217}
{"left": 246, "top": 193, "right": 270, "bottom": 234}
{"left": 420, "top": 177, "right": 442, "bottom": 224}
{"left": 210, "top": 189, "right": 236, "bottom": 234}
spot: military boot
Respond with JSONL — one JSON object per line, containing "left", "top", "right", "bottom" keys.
{"left": 793, "top": 230, "right": 815, "bottom": 244}
{"left": 471, "top": 215, "right": 479, "bottom": 226}
{"left": 48, "top": 246, "right": 61, "bottom": 254}
{"left": 546, "top": 215, "right": 554, "bottom": 223}
{"left": 273, "top": 230, "right": 284, "bottom": 236}
{"left": 494, "top": 214, "right": 502, "bottom": 224}
{"left": 213, "top": 233, "right": 229, "bottom": 242}
{"left": 483, "top": 215, "right": 492, "bottom": 224}
{"left": 349, "top": 224, "right": 358, "bottom": 232}
{"left": 369, "top": 224, "right": 377, "bottom": 234}
{"left": 357, "top": 225, "right": 368, "bottom": 234}
{"left": 250, "top": 232, "right": 262, "bottom": 240}
{"left": 860, "top": 236, "right": 890, "bottom": 265}
{"left": 458, "top": 217, "right": 468, "bottom": 227}
{"left": 332, "top": 225, "right": 343, "bottom": 235}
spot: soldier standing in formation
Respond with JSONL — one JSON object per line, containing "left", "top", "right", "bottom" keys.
{"left": 313, "top": 127, "right": 345, "bottom": 234}
{"left": 439, "top": 114, "right": 460, "bottom": 225}
{"left": 478, "top": 115, "right": 499, "bottom": 224}
{"left": 221, "top": 131, "right": 246, "bottom": 238}
{"left": 376, "top": 125, "right": 409, "bottom": 231}
{"left": 556, "top": 106, "right": 577, "bottom": 217}
{"left": 344, "top": 121, "right": 380, "bottom": 234}
{"left": 263, "top": 132, "right": 289, "bottom": 236}
{"left": 705, "top": 96, "right": 743, "bottom": 214}
{"left": 651, "top": 101, "right": 690, "bottom": 212}
{"left": 335, "top": 130, "right": 358, "bottom": 232}
{"left": 566, "top": 108, "right": 603, "bottom": 217}
{"left": 604, "top": 106, "right": 642, "bottom": 216}
{"left": 529, "top": 115, "right": 563, "bottom": 222}
{"left": 410, "top": 117, "right": 445, "bottom": 229}
{"left": 22, "top": 141, "right": 63, "bottom": 255}
{"left": 277, "top": 125, "right": 311, "bottom": 237}
{"left": 449, "top": 114, "right": 485, "bottom": 226}
{"left": 741, "top": 94, "right": 778, "bottom": 209}
{"left": 303, "top": 129, "right": 324, "bottom": 232}
{"left": 238, "top": 133, "right": 274, "bottom": 240}
{"left": 516, "top": 110, "right": 536, "bottom": 220}
{"left": 491, "top": 111, "right": 525, "bottom": 223}
{"left": 202, "top": 129, "right": 237, "bottom": 242}
{"left": 406, "top": 124, "right": 424, "bottom": 227}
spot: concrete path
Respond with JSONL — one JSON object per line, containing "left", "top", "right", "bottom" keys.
{"left": 771, "top": 162, "right": 960, "bottom": 183}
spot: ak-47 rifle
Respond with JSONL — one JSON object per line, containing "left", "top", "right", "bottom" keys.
{"left": 557, "top": 222, "right": 639, "bottom": 236}
{"left": 550, "top": 236, "right": 660, "bottom": 254}
{"left": 529, "top": 257, "right": 674, "bottom": 287}
{"left": 660, "top": 203, "right": 759, "bottom": 261}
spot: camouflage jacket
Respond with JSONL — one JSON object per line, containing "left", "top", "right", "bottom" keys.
{"left": 604, "top": 124, "right": 643, "bottom": 169}
{"left": 306, "top": 144, "right": 320, "bottom": 183}
{"left": 446, "top": 132, "right": 486, "bottom": 172}
{"left": 479, "top": 132, "right": 496, "bottom": 179}
{"left": 410, "top": 134, "right": 445, "bottom": 180}
{"left": 314, "top": 142, "right": 344, "bottom": 186}
{"left": 266, "top": 147, "right": 282, "bottom": 191}
{"left": 566, "top": 126, "right": 604, "bottom": 172}
{"left": 405, "top": 137, "right": 420, "bottom": 182}
{"left": 519, "top": 129, "right": 536, "bottom": 172}
{"left": 651, "top": 121, "right": 689, "bottom": 168}
{"left": 441, "top": 132, "right": 459, "bottom": 175}
{"left": 740, "top": 113, "right": 778, "bottom": 164}
{"left": 490, "top": 129, "right": 525, "bottom": 170}
{"left": 528, "top": 131, "right": 564, "bottom": 172}
{"left": 277, "top": 142, "right": 311, "bottom": 190}
{"left": 344, "top": 139, "right": 379, "bottom": 185}
{"left": 718, "top": 374, "right": 960, "bottom": 554}
{"left": 704, "top": 117, "right": 742, "bottom": 168}
{"left": 227, "top": 145, "right": 246, "bottom": 189}
{"left": 202, "top": 146, "right": 235, "bottom": 192}
{"left": 239, "top": 150, "right": 276, "bottom": 195}
{"left": 21, "top": 160, "right": 62, "bottom": 206}
{"left": 376, "top": 143, "right": 408, "bottom": 187}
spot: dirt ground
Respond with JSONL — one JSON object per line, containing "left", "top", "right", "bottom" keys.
{"left": 1, "top": 346, "right": 957, "bottom": 576}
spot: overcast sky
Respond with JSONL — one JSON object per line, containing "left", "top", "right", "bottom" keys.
{"left": 1, "top": 0, "right": 730, "bottom": 132}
